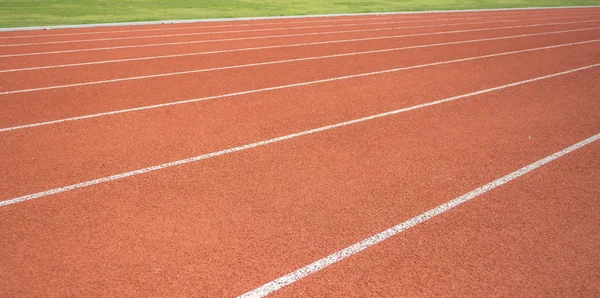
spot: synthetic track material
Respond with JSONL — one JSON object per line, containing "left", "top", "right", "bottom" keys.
{"left": 0, "top": 7, "right": 598, "bottom": 297}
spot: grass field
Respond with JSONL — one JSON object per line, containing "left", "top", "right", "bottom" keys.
{"left": 0, "top": 0, "right": 597, "bottom": 28}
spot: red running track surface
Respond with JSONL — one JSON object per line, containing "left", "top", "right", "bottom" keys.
{"left": 0, "top": 6, "right": 599, "bottom": 297}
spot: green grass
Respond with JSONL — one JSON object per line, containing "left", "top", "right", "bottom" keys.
{"left": 0, "top": 0, "right": 596, "bottom": 28}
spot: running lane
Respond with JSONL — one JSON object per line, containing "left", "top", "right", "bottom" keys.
{"left": 1, "top": 28, "right": 598, "bottom": 128}
{"left": 1, "top": 13, "right": 598, "bottom": 69}
{"left": 0, "top": 34, "right": 598, "bottom": 200}
{"left": 0, "top": 35, "right": 598, "bottom": 201}
{"left": 0, "top": 59, "right": 597, "bottom": 296}
{"left": 2, "top": 16, "right": 536, "bottom": 54}
{"left": 0, "top": 14, "right": 540, "bottom": 45}
{"left": 2, "top": 19, "right": 599, "bottom": 90}
{"left": 272, "top": 137, "right": 600, "bottom": 297}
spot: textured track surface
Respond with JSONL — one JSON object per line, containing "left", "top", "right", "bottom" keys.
{"left": 0, "top": 7, "right": 599, "bottom": 297}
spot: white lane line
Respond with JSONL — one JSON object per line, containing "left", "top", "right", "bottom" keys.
{"left": 1, "top": 40, "right": 597, "bottom": 133}
{"left": 1, "top": 9, "right": 594, "bottom": 40}
{"left": 2, "top": 27, "right": 597, "bottom": 95}
{"left": 238, "top": 131, "right": 600, "bottom": 298}
{"left": 2, "top": 15, "right": 596, "bottom": 58}
{"left": 0, "top": 20, "right": 594, "bottom": 73}
{"left": 0, "top": 16, "right": 502, "bottom": 48}
{"left": 1, "top": 64, "right": 596, "bottom": 208}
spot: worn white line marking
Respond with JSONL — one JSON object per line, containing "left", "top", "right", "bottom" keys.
{"left": 0, "top": 40, "right": 597, "bottom": 133}
{"left": 238, "top": 131, "right": 600, "bottom": 298}
{"left": 1, "top": 27, "right": 597, "bottom": 95}
{"left": 1, "top": 9, "right": 594, "bottom": 40}
{"left": 0, "top": 16, "right": 503, "bottom": 47}
{"left": 0, "top": 64, "right": 596, "bottom": 207}
{"left": 1, "top": 19, "right": 594, "bottom": 73}
{"left": 0, "top": 14, "right": 597, "bottom": 58}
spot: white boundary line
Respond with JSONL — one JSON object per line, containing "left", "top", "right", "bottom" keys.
{"left": 0, "top": 5, "right": 597, "bottom": 32}
{"left": 0, "top": 10, "right": 596, "bottom": 40}
{"left": 0, "top": 10, "right": 596, "bottom": 42}
{"left": 2, "top": 14, "right": 597, "bottom": 58}
{"left": 1, "top": 19, "right": 595, "bottom": 73}
{"left": 1, "top": 27, "right": 597, "bottom": 95}
{"left": 238, "top": 131, "right": 600, "bottom": 297}
{"left": 1, "top": 63, "right": 596, "bottom": 207}
{"left": 0, "top": 39, "right": 597, "bottom": 133}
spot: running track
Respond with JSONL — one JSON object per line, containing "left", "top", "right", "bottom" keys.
{"left": 1, "top": 7, "right": 599, "bottom": 297}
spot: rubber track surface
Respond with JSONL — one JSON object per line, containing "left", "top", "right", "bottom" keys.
{"left": 0, "top": 7, "right": 599, "bottom": 297}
